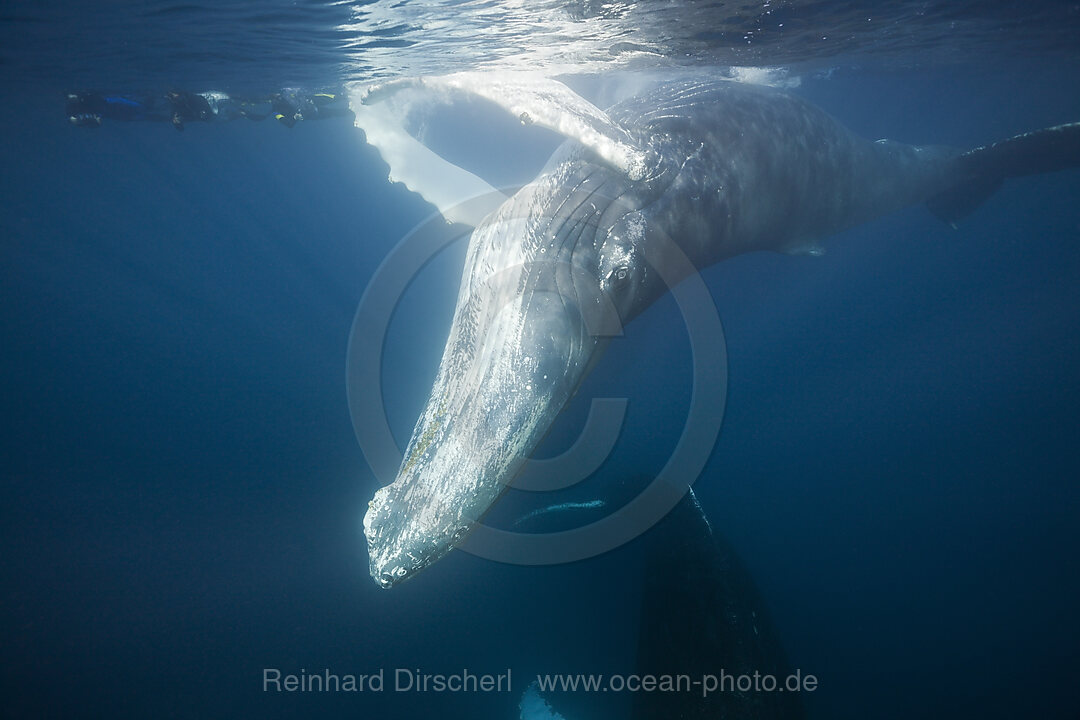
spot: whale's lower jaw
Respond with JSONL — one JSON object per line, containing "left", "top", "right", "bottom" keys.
{"left": 363, "top": 486, "right": 442, "bottom": 589}
{"left": 363, "top": 485, "right": 466, "bottom": 588}
{"left": 361, "top": 402, "right": 553, "bottom": 588}
{"left": 362, "top": 161, "right": 620, "bottom": 588}
{"left": 362, "top": 330, "right": 585, "bottom": 588}
{"left": 362, "top": 356, "right": 598, "bottom": 586}
{"left": 362, "top": 450, "right": 516, "bottom": 588}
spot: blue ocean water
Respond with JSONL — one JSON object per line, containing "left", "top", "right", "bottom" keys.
{"left": 2, "top": 2, "right": 1080, "bottom": 719}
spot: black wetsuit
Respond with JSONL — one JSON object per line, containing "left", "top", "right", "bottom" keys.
{"left": 272, "top": 89, "right": 353, "bottom": 127}
{"left": 167, "top": 91, "right": 214, "bottom": 131}
{"left": 66, "top": 92, "right": 170, "bottom": 126}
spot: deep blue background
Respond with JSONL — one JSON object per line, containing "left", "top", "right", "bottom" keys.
{"left": 2, "top": 56, "right": 1079, "bottom": 720}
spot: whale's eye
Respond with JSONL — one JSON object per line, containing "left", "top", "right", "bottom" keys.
{"left": 608, "top": 266, "right": 631, "bottom": 289}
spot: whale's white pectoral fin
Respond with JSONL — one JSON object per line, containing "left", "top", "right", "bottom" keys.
{"left": 350, "top": 92, "right": 508, "bottom": 226}
{"left": 361, "top": 72, "right": 651, "bottom": 180}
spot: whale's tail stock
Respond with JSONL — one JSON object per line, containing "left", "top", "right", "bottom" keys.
{"left": 928, "top": 120, "right": 1080, "bottom": 226}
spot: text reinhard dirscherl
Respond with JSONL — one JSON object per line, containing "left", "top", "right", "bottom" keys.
{"left": 262, "top": 668, "right": 512, "bottom": 693}
{"left": 262, "top": 668, "right": 819, "bottom": 697}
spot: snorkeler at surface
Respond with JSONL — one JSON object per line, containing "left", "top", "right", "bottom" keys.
{"left": 66, "top": 92, "right": 171, "bottom": 126}
{"left": 188, "top": 92, "right": 274, "bottom": 124}
{"left": 67, "top": 89, "right": 352, "bottom": 129}
{"left": 166, "top": 90, "right": 214, "bottom": 131}
{"left": 271, "top": 89, "right": 353, "bottom": 127}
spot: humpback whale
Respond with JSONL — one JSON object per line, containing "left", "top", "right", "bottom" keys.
{"left": 630, "top": 489, "right": 804, "bottom": 720}
{"left": 355, "top": 73, "right": 1080, "bottom": 588}
{"left": 517, "top": 487, "right": 804, "bottom": 720}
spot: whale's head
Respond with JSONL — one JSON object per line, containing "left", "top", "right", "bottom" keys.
{"left": 363, "top": 154, "right": 667, "bottom": 587}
